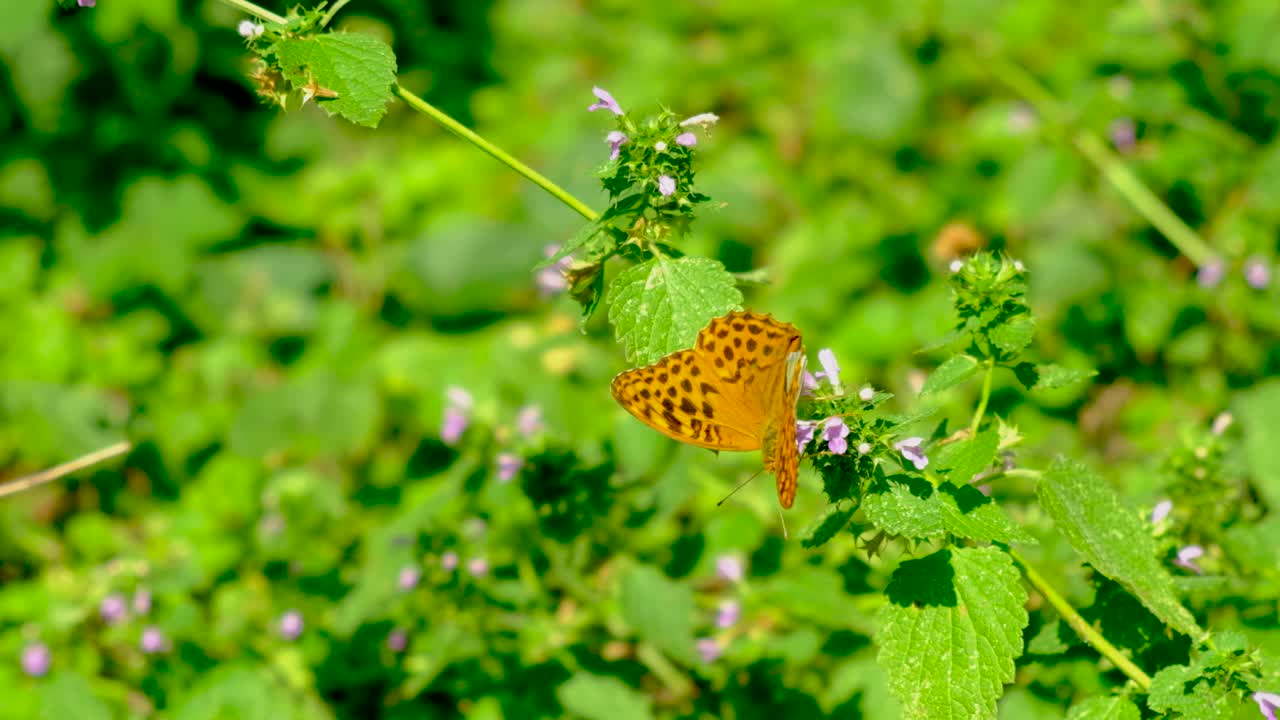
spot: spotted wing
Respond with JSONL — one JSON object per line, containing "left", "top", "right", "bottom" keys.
{"left": 694, "top": 310, "right": 801, "bottom": 383}
{"left": 610, "top": 350, "right": 761, "bottom": 452}
{"left": 761, "top": 349, "right": 806, "bottom": 508}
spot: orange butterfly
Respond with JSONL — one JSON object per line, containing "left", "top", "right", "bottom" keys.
{"left": 610, "top": 310, "right": 806, "bottom": 508}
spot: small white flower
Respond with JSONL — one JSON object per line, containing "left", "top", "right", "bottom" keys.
{"left": 948, "top": 259, "right": 965, "bottom": 273}
{"left": 237, "top": 20, "right": 264, "bottom": 39}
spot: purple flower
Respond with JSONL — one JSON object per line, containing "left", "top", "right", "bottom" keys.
{"left": 858, "top": 386, "right": 874, "bottom": 402}
{"left": 387, "top": 629, "right": 408, "bottom": 653}
{"left": 857, "top": 442, "right": 872, "bottom": 455}
{"left": 516, "top": 405, "right": 543, "bottom": 437}
{"left": 1197, "top": 258, "right": 1225, "bottom": 288}
{"left": 133, "top": 589, "right": 152, "bottom": 616}
{"left": 496, "top": 453, "right": 522, "bottom": 482}
{"left": 1253, "top": 691, "right": 1280, "bottom": 720}
{"left": 822, "top": 417, "right": 850, "bottom": 455}
{"left": 696, "top": 637, "right": 722, "bottom": 663}
{"left": 467, "top": 557, "right": 489, "bottom": 577}
{"left": 100, "top": 593, "right": 127, "bottom": 625}
{"left": 1109, "top": 117, "right": 1136, "bottom": 151}
{"left": 20, "top": 643, "right": 50, "bottom": 677}
{"left": 796, "top": 421, "right": 817, "bottom": 454}
{"left": 78, "top": 0, "right": 95, "bottom": 6}
{"left": 1174, "top": 545, "right": 1204, "bottom": 574}
{"left": 1150, "top": 499, "right": 1173, "bottom": 525}
{"left": 140, "top": 626, "right": 169, "bottom": 654}
{"left": 237, "top": 20, "right": 263, "bottom": 38}
{"left": 680, "top": 113, "right": 719, "bottom": 129}
{"left": 676, "top": 132, "right": 697, "bottom": 147}
{"left": 894, "top": 437, "right": 929, "bottom": 470}
{"left": 440, "top": 550, "right": 459, "bottom": 571}
{"left": 800, "top": 371, "right": 819, "bottom": 396}
{"left": 715, "top": 600, "right": 740, "bottom": 629}
{"left": 397, "top": 565, "right": 421, "bottom": 591}
{"left": 1212, "top": 412, "right": 1233, "bottom": 436}
{"left": 441, "top": 386, "right": 473, "bottom": 445}
{"left": 537, "top": 244, "right": 572, "bottom": 297}
{"left": 657, "top": 175, "right": 676, "bottom": 196}
{"left": 587, "top": 86, "right": 623, "bottom": 115}
{"left": 278, "top": 610, "right": 304, "bottom": 640}
{"left": 814, "top": 348, "right": 841, "bottom": 392}
{"left": 605, "top": 130, "right": 628, "bottom": 161}
{"left": 1245, "top": 257, "right": 1272, "bottom": 289}
{"left": 715, "top": 554, "right": 744, "bottom": 583}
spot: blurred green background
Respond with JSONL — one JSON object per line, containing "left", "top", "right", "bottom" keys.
{"left": 2, "top": 0, "right": 1279, "bottom": 717}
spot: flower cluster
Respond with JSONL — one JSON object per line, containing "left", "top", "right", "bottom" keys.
{"left": 695, "top": 553, "right": 747, "bottom": 663}
{"left": 438, "top": 386, "right": 546, "bottom": 486}
{"left": 1196, "top": 256, "right": 1273, "bottom": 290}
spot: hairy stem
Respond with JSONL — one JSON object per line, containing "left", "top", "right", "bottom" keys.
{"left": 220, "top": 0, "right": 287, "bottom": 24}
{"left": 969, "top": 359, "right": 995, "bottom": 435}
{"left": 0, "top": 442, "right": 132, "bottom": 499}
{"left": 392, "top": 85, "right": 599, "bottom": 221}
{"left": 1010, "top": 549, "right": 1153, "bottom": 690}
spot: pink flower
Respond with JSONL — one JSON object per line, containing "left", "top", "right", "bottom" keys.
{"left": 1253, "top": 691, "right": 1280, "bottom": 720}
{"left": 587, "top": 86, "right": 623, "bottom": 115}
{"left": 676, "top": 132, "right": 697, "bottom": 147}
{"left": 387, "top": 629, "right": 408, "bottom": 652}
{"left": 1150, "top": 500, "right": 1172, "bottom": 524}
{"left": 796, "top": 421, "right": 817, "bottom": 454}
{"left": 715, "top": 600, "right": 740, "bottom": 628}
{"left": 606, "top": 130, "right": 628, "bottom": 160}
{"left": 133, "top": 589, "right": 152, "bottom": 615}
{"left": 441, "top": 386, "right": 472, "bottom": 445}
{"left": 1197, "top": 258, "right": 1225, "bottom": 288}
{"left": 894, "top": 437, "right": 929, "bottom": 470}
{"left": 800, "top": 371, "right": 819, "bottom": 396}
{"left": 21, "top": 643, "right": 50, "bottom": 677}
{"left": 858, "top": 386, "right": 875, "bottom": 402}
{"left": 537, "top": 244, "right": 572, "bottom": 297}
{"left": 1174, "top": 545, "right": 1204, "bottom": 574}
{"left": 440, "top": 550, "right": 459, "bottom": 571}
{"left": 278, "top": 610, "right": 304, "bottom": 640}
{"left": 496, "top": 453, "right": 521, "bottom": 482}
{"left": 78, "top": 0, "right": 95, "bottom": 6}
{"left": 1245, "top": 257, "right": 1272, "bottom": 289}
{"left": 814, "top": 349, "right": 841, "bottom": 391}
{"left": 516, "top": 405, "right": 543, "bottom": 437}
{"left": 680, "top": 113, "right": 719, "bottom": 129}
{"left": 100, "top": 593, "right": 127, "bottom": 625}
{"left": 696, "top": 637, "right": 721, "bottom": 662}
{"left": 140, "top": 626, "right": 169, "bottom": 654}
{"left": 715, "top": 554, "right": 744, "bottom": 583}
{"left": 822, "top": 417, "right": 850, "bottom": 455}
{"left": 467, "top": 557, "right": 489, "bottom": 577}
{"left": 237, "top": 20, "right": 263, "bottom": 38}
{"left": 398, "top": 565, "right": 421, "bottom": 591}
{"left": 658, "top": 175, "right": 676, "bottom": 196}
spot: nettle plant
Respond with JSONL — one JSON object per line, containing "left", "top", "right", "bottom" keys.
{"left": 218, "top": 2, "right": 1280, "bottom": 718}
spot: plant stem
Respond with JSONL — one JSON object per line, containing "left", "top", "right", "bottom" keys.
{"left": 392, "top": 85, "right": 599, "bottom": 222}
{"left": 979, "top": 51, "right": 1214, "bottom": 267}
{"left": 319, "top": 0, "right": 352, "bottom": 27}
{"left": 969, "top": 359, "right": 995, "bottom": 435}
{"left": 1010, "top": 549, "right": 1153, "bottom": 691}
{"left": 220, "top": 0, "right": 286, "bottom": 24}
{"left": 0, "top": 442, "right": 132, "bottom": 499}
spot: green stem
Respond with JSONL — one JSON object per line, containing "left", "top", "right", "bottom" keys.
{"left": 392, "top": 85, "right": 599, "bottom": 221}
{"left": 220, "top": 0, "right": 286, "bottom": 24}
{"left": 969, "top": 359, "right": 995, "bottom": 435}
{"left": 1010, "top": 549, "right": 1153, "bottom": 690}
{"left": 318, "top": 0, "right": 352, "bottom": 27}
{"left": 979, "top": 51, "right": 1215, "bottom": 267}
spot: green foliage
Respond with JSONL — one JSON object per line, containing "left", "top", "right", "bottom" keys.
{"left": 1064, "top": 696, "right": 1142, "bottom": 720}
{"left": 878, "top": 547, "right": 1028, "bottom": 719}
{"left": 605, "top": 255, "right": 742, "bottom": 364}
{"left": 863, "top": 475, "right": 1034, "bottom": 544}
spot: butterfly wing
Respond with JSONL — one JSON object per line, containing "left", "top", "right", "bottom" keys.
{"left": 762, "top": 347, "right": 805, "bottom": 508}
{"left": 610, "top": 349, "right": 761, "bottom": 452}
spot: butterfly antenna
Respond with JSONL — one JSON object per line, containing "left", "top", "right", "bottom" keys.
{"left": 717, "top": 469, "right": 764, "bottom": 507}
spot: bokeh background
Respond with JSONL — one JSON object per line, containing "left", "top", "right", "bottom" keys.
{"left": 2, "top": 0, "right": 1279, "bottom": 717}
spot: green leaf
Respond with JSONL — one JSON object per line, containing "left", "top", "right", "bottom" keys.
{"left": 863, "top": 475, "right": 1035, "bottom": 544}
{"left": 39, "top": 672, "right": 111, "bottom": 720}
{"left": 1037, "top": 458, "right": 1201, "bottom": 637}
{"left": 757, "top": 566, "right": 875, "bottom": 633}
{"left": 1236, "top": 379, "right": 1280, "bottom": 509}
{"left": 988, "top": 315, "right": 1035, "bottom": 355}
{"left": 934, "top": 427, "right": 1000, "bottom": 485}
{"left": 273, "top": 33, "right": 397, "bottom": 127}
{"left": 878, "top": 547, "right": 1028, "bottom": 720}
{"left": 1011, "top": 362, "right": 1097, "bottom": 391}
{"left": 619, "top": 564, "right": 696, "bottom": 664}
{"left": 1026, "top": 619, "right": 1074, "bottom": 656}
{"left": 1064, "top": 696, "right": 1142, "bottom": 720}
{"left": 921, "top": 355, "right": 981, "bottom": 395}
{"left": 557, "top": 673, "right": 654, "bottom": 720}
{"left": 171, "top": 664, "right": 333, "bottom": 720}
{"left": 605, "top": 256, "right": 743, "bottom": 365}
{"left": 1147, "top": 664, "right": 1237, "bottom": 720}
{"left": 801, "top": 503, "right": 856, "bottom": 548}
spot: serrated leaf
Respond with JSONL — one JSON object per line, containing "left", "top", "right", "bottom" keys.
{"left": 557, "top": 673, "right": 653, "bottom": 720}
{"left": 934, "top": 427, "right": 1000, "bottom": 485}
{"left": 801, "top": 503, "right": 856, "bottom": 548}
{"left": 619, "top": 564, "right": 696, "bottom": 664}
{"left": 1038, "top": 458, "right": 1201, "bottom": 637}
{"left": 921, "top": 355, "right": 981, "bottom": 395}
{"left": 1065, "top": 696, "right": 1142, "bottom": 720}
{"left": 273, "top": 33, "right": 397, "bottom": 127}
{"left": 988, "top": 315, "right": 1035, "bottom": 355}
{"left": 1236, "top": 380, "right": 1280, "bottom": 510}
{"left": 1147, "top": 664, "right": 1237, "bottom": 720}
{"left": 1026, "top": 619, "right": 1073, "bottom": 655}
{"left": 878, "top": 547, "right": 1028, "bottom": 720}
{"left": 1011, "top": 362, "right": 1097, "bottom": 391}
{"left": 605, "top": 256, "right": 743, "bottom": 365}
{"left": 863, "top": 475, "right": 1035, "bottom": 544}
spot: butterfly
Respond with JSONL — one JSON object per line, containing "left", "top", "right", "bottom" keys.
{"left": 610, "top": 310, "right": 806, "bottom": 508}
